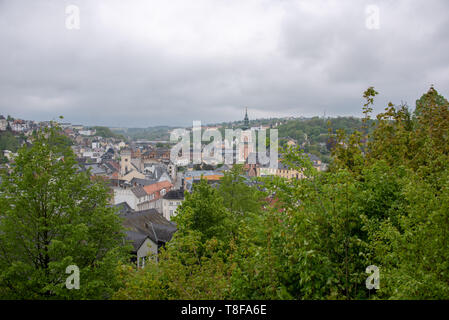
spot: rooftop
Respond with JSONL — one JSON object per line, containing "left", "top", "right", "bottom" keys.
{"left": 121, "top": 209, "right": 177, "bottom": 250}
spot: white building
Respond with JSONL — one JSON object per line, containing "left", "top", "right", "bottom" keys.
{"left": 161, "top": 189, "right": 184, "bottom": 221}
{"left": 113, "top": 186, "right": 148, "bottom": 211}
{"left": 0, "top": 117, "right": 7, "bottom": 131}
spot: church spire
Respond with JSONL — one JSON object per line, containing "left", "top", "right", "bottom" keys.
{"left": 243, "top": 107, "right": 249, "bottom": 129}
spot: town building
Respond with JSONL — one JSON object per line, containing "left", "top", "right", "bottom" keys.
{"left": 162, "top": 188, "right": 185, "bottom": 221}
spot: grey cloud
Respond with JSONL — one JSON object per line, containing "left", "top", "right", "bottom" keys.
{"left": 0, "top": 0, "right": 448, "bottom": 127}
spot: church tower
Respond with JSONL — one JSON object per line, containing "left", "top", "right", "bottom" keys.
{"left": 242, "top": 107, "right": 249, "bottom": 130}
{"left": 242, "top": 107, "right": 251, "bottom": 161}
{"left": 120, "top": 149, "right": 132, "bottom": 176}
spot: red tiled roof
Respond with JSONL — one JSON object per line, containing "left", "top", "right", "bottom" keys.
{"left": 143, "top": 180, "right": 173, "bottom": 195}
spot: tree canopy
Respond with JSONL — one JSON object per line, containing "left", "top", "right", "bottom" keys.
{"left": 0, "top": 124, "right": 130, "bottom": 299}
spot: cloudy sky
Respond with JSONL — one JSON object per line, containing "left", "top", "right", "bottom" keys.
{"left": 1, "top": 0, "right": 448, "bottom": 127}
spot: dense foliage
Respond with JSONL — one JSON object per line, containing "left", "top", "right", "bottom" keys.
{"left": 0, "top": 125, "right": 130, "bottom": 299}
{"left": 2, "top": 86, "right": 448, "bottom": 300}
{"left": 0, "top": 130, "right": 24, "bottom": 153}
{"left": 115, "top": 86, "right": 449, "bottom": 300}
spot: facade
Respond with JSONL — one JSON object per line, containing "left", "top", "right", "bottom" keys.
{"left": 142, "top": 181, "right": 173, "bottom": 212}
{"left": 120, "top": 149, "right": 132, "bottom": 176}
{"left": 0, "top": 116, "right": 7, "bottom": 131}
{"left": 162, "top": 189, "right": 185, "bottom": 221}
{"left": 183, "top": 170, "right": 224, "bottom": 191}
{"left": 113, "top": 186, "right": 147, "bottom": 210}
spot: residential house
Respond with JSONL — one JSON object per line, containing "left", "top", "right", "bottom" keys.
{"left": 113, "top": 180, "right": 173, "bottom": 212}
{"left": 113, "top": 185, "right": 148, "bottom": 211}
{"left": 183, "top": 170, "right": 224, "bottom": 191}
{"left": 0, "top": 116, "right": 7, "bottom": 131}
{"left": 141, "top": 180, "right": 173, "bottom": 212}
{"left": 120, "top": 208, "right": 177, "bottom": 268}
{"left": 162, "top": 189, "right": 184, "bottom": 221}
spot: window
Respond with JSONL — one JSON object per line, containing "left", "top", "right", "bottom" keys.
{"left": 138, "top": 256, "right": 146, "bottom": 268}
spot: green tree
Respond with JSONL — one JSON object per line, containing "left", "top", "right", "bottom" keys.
{"left": 175, "top": 179, "right": 232, "bottom": 243}
{"left": 114, "top": 179, "right": 235, "bottom": 300}
{"left": 218, "top": 165, "right": 264, "bottom": 220}
{"left": 0, "top": 131, "right": 23, "bottom": 152}
{"left": 116, "top": 86, "right": 449, "bottom": 300}
{"left": 0, "top": 124, "right": 130, "bottom": 299}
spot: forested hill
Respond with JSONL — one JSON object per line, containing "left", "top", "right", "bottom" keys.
{"left": 111, "top": 117, "right": 365, "bottom": 143}
{"left": 110, "top": 117, "right": 366, "bottom": 164}
{"left": 277, "top": 117, "right": 364, "bottom": 144}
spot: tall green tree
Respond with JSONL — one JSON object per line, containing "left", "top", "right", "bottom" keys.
{"left": 0, "top": 124, "right": 130, "bottom": 299}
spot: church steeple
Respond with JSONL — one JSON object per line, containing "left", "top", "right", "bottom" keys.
{"left": 243, "top": 107, "right": 249, "bottom": 130}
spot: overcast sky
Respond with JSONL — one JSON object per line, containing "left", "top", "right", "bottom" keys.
{"left": 1, "top": 0, "right": 448, "bottom": 127}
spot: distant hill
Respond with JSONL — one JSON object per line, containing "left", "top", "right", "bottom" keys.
{"left": 107, "top": 116, "right": 367, "bottom": 164}
{"left": 91, "top": 126, "right": 126, "bottom": 140}
{"left": 110, "top": 126, "right": 175, "bottom": 141}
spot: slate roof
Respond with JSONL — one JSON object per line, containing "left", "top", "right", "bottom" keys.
{"left": 131, "top": 186, "right": 147, "bottom": 198}
{"left": 307, "top": 153, "right": 321, "bottom": 162}
{"left": 124, "top": 230, "right": 149, "bottom": 252}
{"left": 130, "top": 177, "right": 157, "bottom": 186}
{"left": 115, "top": 202, "right": 134, "bottom": 215}
{"left": 184, "top": 170, "right": 224, "bottom": 179}
{"left": 85, "top": 164, "right": 107, "bottom": 175}
{"left": 121, "top": 209, "right": 177, "bottom": 251}
{"left": 106, "top": 160, "right": 120, "bottom": 171}
{"left": 163, "top": 189, "right": 185, "bottom": 200}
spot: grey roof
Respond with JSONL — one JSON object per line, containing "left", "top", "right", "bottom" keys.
{"left": 215, "top": 164, "right": 230, "bottom": 172}
{"left": 130, "top": 177, "right": 157, "bottom": 186}
{"left": 307, "top": 153, "right": 321, "bottom": 162}
{"left": 163, "top": 189, "right": 185, "bottom": 200}
{"left": 124, "top": 230, "right": 150, "bottom": 252}
{"left": 115, "top": 202, "right": 134, "bottom": 215}
{"left": 184, "top": 170, "right": 223, "bottom": 178}
{"left": 145, "top": 164, "right": 168, "bottom": 180}
{"left": 278, "top": 162, "right": 291, "bottom": 170}
{"left": 131, "top": 186, "right": 147, "bottom": 198}
{"left": 103, "top": 161, "right": 119, "bottom": 173}
{"left": 121, "top": 209, "right": 177, "bottom": 250}
{"left": 155, "top": 166, "right": 165, "bottom": 179}
{"left": 85, "top": 164, "right": 107, "bottom": 175}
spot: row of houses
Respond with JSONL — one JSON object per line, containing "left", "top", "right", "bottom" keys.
{"left": 245, "top": 152, "right": 327, "bottom": 179}
{"left": 76, "top": 142, "right": 184, "bottom": 268}
{"left": 0, "top": 116, "right": 37, "bottom": 133}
